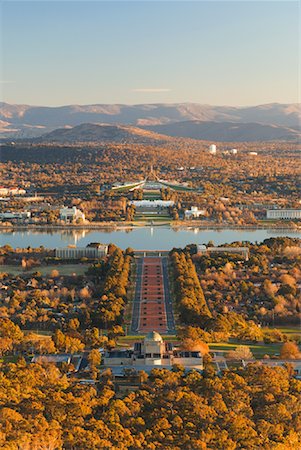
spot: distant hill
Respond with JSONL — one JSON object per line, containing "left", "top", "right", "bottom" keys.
{"left": 1, "top": 101, "right": 300, "bottom": 139}
{"left": 142, "top": 120, "right": 301, "bottom": 142}
{"left": 38, "top": 120, "right": 300, "bottom": 144}
{"left": 37, "top": 123, "right": 173, "bottom": 144}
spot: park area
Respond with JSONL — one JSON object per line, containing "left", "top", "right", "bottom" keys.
{"left": 0, "top": 264, "right": 90, "bottom": 276}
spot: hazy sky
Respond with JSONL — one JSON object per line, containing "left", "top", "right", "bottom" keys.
{"left": 1, "top": 1, "right": 300, "bottom": 106}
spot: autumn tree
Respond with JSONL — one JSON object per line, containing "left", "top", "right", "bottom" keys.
{"left": 280, "top": 341, "right": 301, "bottom": 359}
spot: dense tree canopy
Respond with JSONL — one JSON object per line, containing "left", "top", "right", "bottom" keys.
{"left": 0, "top": 360, "right": 300, "bottom": 449}
{"left": 170, "top": 250, "right": 212, "bottom": 325}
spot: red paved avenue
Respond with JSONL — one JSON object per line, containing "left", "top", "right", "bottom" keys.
{"left": 138, "top": 257, "right": 167, "bottom": 333}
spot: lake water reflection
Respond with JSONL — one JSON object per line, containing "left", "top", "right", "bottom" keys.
{"left": 1, "top": 227, "right": 300, "bottom": 250}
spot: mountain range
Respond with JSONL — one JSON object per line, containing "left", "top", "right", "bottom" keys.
{"left": 0, "top": 102, "right": 300, "bottom": 142}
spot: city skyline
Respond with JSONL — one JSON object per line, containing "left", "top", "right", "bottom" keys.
{"left": 1, "top": 0, "right": 300, "bottom": 106}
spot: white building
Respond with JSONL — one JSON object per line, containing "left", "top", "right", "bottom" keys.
{"left": 197, "top": 245, "right": 249, "bottom": 260}
{"left": 0, "top": 187, "right": 26, "bottom": 196}
{"left": 209, "top": 144, "right": 217, "bottom": 155}
{"left": 130, "top": 200, "right": 175, "bottom": 208}
{"left": 32, "top": 354, "right": 83, "bottom": 372}
{"left": 60, "top": 206, "right": 85, "bottom": 223}
{"left": 0, "top": 211, "right": 31, "bottom": 221}
{"left": 0, "top": 188, "right": 9, "bottom": 196}
{"left": 266, "top": 209, "right": 301, "bottom": 220}
{"left": 184, "top": 206, "right": 206, "bottom": 219}
{"left": 10, "top": 187, "right": 26, "bottom": 196}
{"left": 55, "top": 245, "right": 108, "bottom": 259}
{"left": 112, "top": 180, "right": 145, "bottom": 191}
{"left": 103, "top": 331, "right": 203, "bottom": 373}
{"left": 230, "top": 149, "right": 238, "bottom": 155}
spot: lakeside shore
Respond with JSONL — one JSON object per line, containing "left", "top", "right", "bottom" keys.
{"left": 0, "top": 221, "right": 300, "bottom": 232}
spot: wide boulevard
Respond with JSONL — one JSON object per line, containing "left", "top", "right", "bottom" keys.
{"left": 130, "top": 256, "right": 175, "bottom": 334}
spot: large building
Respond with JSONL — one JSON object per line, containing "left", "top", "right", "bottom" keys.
{"left": 55, "top": 244, "right": 108, "bottom": 259}
{"left": 184, "top": 206, "right": 206, "bottom": 219}
{"left": 103, "top": 331, "right": 203, "bottom": 374}
{"left": 266, "top": 209, "right": 301, "bottom": 220}
{"left": 31, "top": 354, "right": 83, "bottom": 372}
{"left": 60, "top": 206, "right": 85, "bottom": 223}
{"left": 0, "top": 211, "right": 31, "bottom": 221}
{"left": 130, "top": 200, "right": 175, "bottom": 208}
{"left": 209, "top": 144, "right": 217, "bottom": 155}
{"left": 0, "top": 187, "right": 26, "bottom": 196}
{"left": 197, "top": 244, "right": 249, "bottom": 260}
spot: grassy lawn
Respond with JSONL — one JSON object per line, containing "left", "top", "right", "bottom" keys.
{"left": 0, "top": 265, "right": 28, "bottom": 275}
{"left": 258, "top": 219, "right": 278, "bottom": 225}
{"left": 169, "top": 185, "right": 194, "bottom": 192}
{"left": 24, "top": 330, "right": 52, "bottom": 337}
{"left": 1, "top": 356, "right": 19, "bottom": 363}
{"left": 134, "top": 216, "right": 171, "bottom": 222}
{"left": 0, "top": 264, "right": 90, "bottom": 276}
{"left": 266, "top": 326, "right": 301, "bottom": 337}
{"left": 209, "top": 342, "right": 282, "bottom": 358}
{"left": 159, "top": 182, "right": 194, "bottom": 192}
{"left": 143, "top": 193, "right": 161, "bottom": 199}
{"left": 39, "top": 264, "right": 90, "bottom": 276}
{"left": 134, "top": 215, "right": 167, "bottom": 219}
{"left": 263, "top": 326, "right": 301, "bottom": 342}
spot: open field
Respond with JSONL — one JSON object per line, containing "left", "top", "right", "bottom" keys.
{"left": 0, "top": 264, "right": 90, "bottom": 276}
{"left": 0, "top": 356, "right": 19, "bottom": 363}
{"left": 143, "top": 192, "right": 162, "bottom": 199}
{"left": 24, "top": 330, "right": 52, "bottom": 337}
{"left": 209, "top": 342, "right": 283, "bottom": 358}
{"left": 266, "top": 326, "right": 301, "bottom": 339}
{"left": 159, "top": 181, "right": 194, "bottom": 192}
{"left": 134, "top": 215, "right": 171, "bottom": 222}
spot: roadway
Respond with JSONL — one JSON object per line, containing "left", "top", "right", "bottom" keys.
{"left": 130, "top": 258, "right": 143, "bottom": 333}
{"left": 130, "top": 256, "right": 175, "bottom": 335}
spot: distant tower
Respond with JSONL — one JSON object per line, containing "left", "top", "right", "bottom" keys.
{"left": 209, "top": 144, "right": 217, "bottom": 155}
{"left": 148, "top": 165, "right": 158, "bottom": 181}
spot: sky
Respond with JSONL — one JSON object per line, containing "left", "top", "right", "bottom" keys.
{"left": 1, "top": 0, "right": 300, "bottom": 106}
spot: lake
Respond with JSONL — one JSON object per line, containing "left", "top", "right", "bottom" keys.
{"left": 1, "top": 227, "right": 300, "bottom": 250}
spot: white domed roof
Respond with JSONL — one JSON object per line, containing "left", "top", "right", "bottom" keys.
{"left": 145, "top": 331, "right": 163, "bottom": 343}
